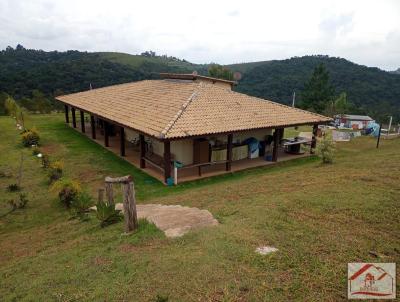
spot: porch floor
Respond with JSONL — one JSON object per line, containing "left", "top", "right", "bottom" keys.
{"left": 71, "top": 122, "right": 311, "bottom": 184}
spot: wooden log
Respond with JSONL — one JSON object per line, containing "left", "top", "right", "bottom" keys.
{"left": 120, "top": 127, "right": 125, "bottom": 157}
{"left": 105, "top": 182, "right": 114, "bottom": 205}
{"left": 71, "top": 107, "right": 76, "bottom": 128}
{"left": 98, "top": 188, "right": 104, "bottom": 203}
{"left": 90, "top": 115, "right": 96, "bottom": 139}
{"left": 226, "top": 133, "right": 233, "bottom": 171}
{"left": 64, "top": 105, "right": 69, "bottom": 123}
{"left": 80, "top": 110, "right": 85, "bottom": 133}
{"left": 104, "top": 121, "right": 109, "bottom": 147}
{"left": 272, "top": 128, "right": 280, "bottom": 162}
{"left": 164, "top": 140, "right": 171, "bottom": 183}
{"left": 139, "top": 134, "right": 146, "bottom": 168}
{"left": 105, "top": 175, "right": 133, "bottom": 183}
{"left": 122, "top": 181, "right": 138, "bottom": 232}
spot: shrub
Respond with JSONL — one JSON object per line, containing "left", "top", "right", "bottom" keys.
{"left": 32, "top": 146, "right": 41, "bottom": 156}
{"left": 41, "top": 154, "right": 50, "bottom": 169}
{"left": 48, "top": 160, "right": 64, "bottom": 182}
{"left": 95, "top": 200, "right": 122, "bottom": 228}
{"left": 316, "top": 132, "right": 336, "bottom": 164}
{"left": 51, "top": 179, "right": 81, "bottom": 208}
{"left": 71, "top": 191, "right": 93, "bottom": 220}
{"left": 8, "top": 193, "right": 29, "bottom": 210}
{"left": 21, "top": 128, "right": 40, "bottom": 147}
{"left": 7, "top": 183, "right": 21, "bottom": 192}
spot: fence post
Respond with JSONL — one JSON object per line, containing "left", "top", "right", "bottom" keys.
{"left": 104, "top": 175, "right": 138, "bottom": 232}
{"left": 122, "top": 180, "right": 138, "bottom": 232}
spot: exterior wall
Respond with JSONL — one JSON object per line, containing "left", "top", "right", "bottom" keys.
{"left": 124, "top": 128, "right": 164, "bottom": 157}
{"left": 207, "top": 128, "right": 273, "bottom": 144}
{"left": 126, "top": 128, "right": 274, "bottom": 166}
{"left": 171, "top": 139, "right": 193, "bottom": 165}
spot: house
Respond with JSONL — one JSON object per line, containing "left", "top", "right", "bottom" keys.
{"left": 335, "top": 114, "right": 374, "bottom": 129}
{"left": 56, "top": 73, "right": 331, "bottom": 184}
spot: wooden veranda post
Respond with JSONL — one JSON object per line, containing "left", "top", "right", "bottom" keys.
{"left": 120, "top": 127, "right": 125, "bottom": 157}
{"left": 90, "top": 115, "right": 96, "bottom": 139}
{"left": 226, "top": 133, "right": 233, "bottom": 171}
{"left": 80, "top": 110, "right": 85, "bottom": 133}
{"left": 272, "top": 128, "right": 280, "bottom": 162}
{"left": 64, "top": 105, "right": 69, "bottom": 123}
{"left": 139, "top": 134, "right": 146, "bottom": 168}
{"left": 104, "top": 175, "right": 138, "bottom": 232}
{"left": 311, "top": 124, "right": 318, "bottom": 154}
{"left": 71, "top": 107, "right": 76, "bottom": 128}
{"left": 104, "top": 121, "right": 109, "bottom": 147}
{"left": 164, "top": 140, "right": 171, "bottom": 183}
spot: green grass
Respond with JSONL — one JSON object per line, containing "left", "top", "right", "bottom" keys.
{"left": 0, "top": 114, "right": 399, "bottom": 301}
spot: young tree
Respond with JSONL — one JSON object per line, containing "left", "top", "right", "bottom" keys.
{"left": 300, "top": 63, "right": 335, "bottom": 113}
{"left": 208, "top": 64, "right": 234, "bottom": 81}
{"left": 324, "top": 92, "right": 351, "bottom": 117}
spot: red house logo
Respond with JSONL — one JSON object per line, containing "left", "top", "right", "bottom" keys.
{"left": 348, "top": 263, "right": 396, "bottom": 299}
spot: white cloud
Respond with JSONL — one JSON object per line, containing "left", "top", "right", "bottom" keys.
{"left": 0, "top": 0, "right": 399, "bottom": 70}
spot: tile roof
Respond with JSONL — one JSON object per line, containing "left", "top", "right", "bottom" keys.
{"left": 57, "top": 78, "right": 332, "bottom": 140}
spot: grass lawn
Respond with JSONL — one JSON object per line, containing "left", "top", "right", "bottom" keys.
{"left": 0, "top": 114, "right": 399, "bottom": 301}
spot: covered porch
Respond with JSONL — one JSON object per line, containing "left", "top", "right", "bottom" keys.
{"left": 63, "top": 105, "right": 319, "bottom": 184}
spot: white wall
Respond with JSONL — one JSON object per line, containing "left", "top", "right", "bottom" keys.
{"left": 124, "top": 128, "right": 164, "bottom": 157}
{"left": 171, "top": 139, "right": 193, "bottom": 165}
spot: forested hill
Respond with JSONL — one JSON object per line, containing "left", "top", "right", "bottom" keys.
{"left": 1, "top": 46, "right": 399, "bottom": 121}
{"left": 230, "top": 56, "right": 400, "bottom": 121}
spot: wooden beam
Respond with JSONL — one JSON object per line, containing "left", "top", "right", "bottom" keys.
{"left": 120, "top": 127, "right": 125, "bottom": 157}
{"left": 139, "top": 134, "right": 146, "bottom": 168}
{"left": 226, "top": 133, "right": 233, "bottom": 171}
{"left": 64, "top": 105, "right": 69, "bottom": 123}
{"left": 90, "top": 115, "right": 96, "bottom": 139}
{"left": 71, "top": 107, "right": 76, "bottom": 128}
{"left": 272, "top": 128, "right": 280, "bottom": 162}
{"left": 311, "top": 124, "right": 318, "bottom": 154}
{"left": 80, "top": 110, "right": 85, "bottom": 133}
{"left": 104, "top": 121, "right": 109, "bottom": 147}
{"left": 279, "top": 127, "right": 285, "bottom": 144}
{"left": 164, "top": 140, "right": 171, "bottom": 183}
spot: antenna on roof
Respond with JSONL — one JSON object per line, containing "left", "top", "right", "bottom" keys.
{"left": 292, "top": 91, "right": 296, "bottom": 107}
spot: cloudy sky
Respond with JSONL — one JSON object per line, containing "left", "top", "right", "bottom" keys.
{"left": 1, "top": 0, "right": 399, "bottom": 70}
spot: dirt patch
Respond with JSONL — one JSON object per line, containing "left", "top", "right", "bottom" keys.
{"left": 92, "top": 203, "right": 219, "bottom": 238}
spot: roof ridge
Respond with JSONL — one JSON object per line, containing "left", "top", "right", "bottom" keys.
{"left": 159, "top": 85, "right": 200, "bottom": 139}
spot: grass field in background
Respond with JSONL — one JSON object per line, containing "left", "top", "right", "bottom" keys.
{"left": 0, "top": 114, "right": 399, "bottom": 301}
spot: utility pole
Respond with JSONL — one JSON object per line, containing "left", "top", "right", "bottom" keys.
{"left": 292, "top": 91, "right": 296, "bottom": 107}
{"left": 387, "top": 116, "right": 392, "bottom": 137}
{"left": 376, "top": 123, "right": 382, "bottom": 148}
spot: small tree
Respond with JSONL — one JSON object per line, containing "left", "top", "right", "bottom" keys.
{"left": 300, "top": 63, "right": 335, "bottom": 113}
{"left": 316, "top": 132, "right": 336, "bottom": 164}
{"left": 208, "top": 64, "right": 234, "bottom": 81}
{"left": 324, "top": 92, "right": 351, "bottom": 117}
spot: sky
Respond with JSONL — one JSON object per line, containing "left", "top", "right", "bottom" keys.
{"left": 0, "top": 0, "right": 399, "bottom": 70}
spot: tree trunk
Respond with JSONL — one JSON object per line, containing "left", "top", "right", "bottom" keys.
{"left": 105, "top": 183, "right": 114, "bottom": 205}
{"left": 122, "top": 181, "right": 138, "bottom": 232}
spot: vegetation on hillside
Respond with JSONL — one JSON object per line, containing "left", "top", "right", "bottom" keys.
{"left": 1, "top": 46, "right": 399, "bottom": 123}
{"left": 234, "top": 55, "right": 400, "bottom": 122}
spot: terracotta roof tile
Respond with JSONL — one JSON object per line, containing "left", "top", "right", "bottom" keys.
{"left": 57, "top": 79, "right": 332, "bottom": 139}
